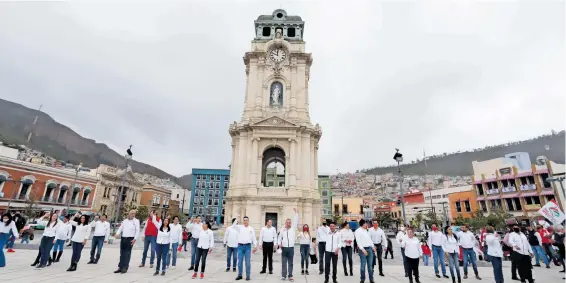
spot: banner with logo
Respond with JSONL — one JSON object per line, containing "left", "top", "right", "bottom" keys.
{"left": 537, "top": 200, "right": 565, "bottom": 225}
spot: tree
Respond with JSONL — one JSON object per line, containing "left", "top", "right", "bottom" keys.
{"left": 375, "top": 212, "right": 394, "bottom": 228}
{"left": 23, "top": 190, "right": 40, "bottom": 220}
{"left": 486, "top": 207, "right": 513, "bottom": 229}
{"left": 453, "top": 215, "right": 469, "bottom": 226}
{"left": 136, "top": 206, "right": 149, "bottom": 221}
{"left": 468, "top": 210, "right": 488, "bottom": 229}
{"left": 423, "top": 210, "right": 439, "bottom": 227}
{"left": 414, "top": 212, "right": 424, "bottom": 228}
{"left": 331, "top": 213, "right": 343, "bottom": 225}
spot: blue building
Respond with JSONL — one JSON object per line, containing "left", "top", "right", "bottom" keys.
{"left": 189, "top": 168, "right": 230, "bottom": 224}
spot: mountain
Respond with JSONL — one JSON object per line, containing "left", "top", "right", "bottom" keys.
{"left": 363, "top": 131, "right": 565, "bottom": 176}
{"left": 178, "top": 174, "right": 193, "bottom": 189}
{"left": 0, "top": 98, "right": 177, "bottom": 181}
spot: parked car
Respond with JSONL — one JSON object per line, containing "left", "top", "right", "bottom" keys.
{"left": 28, "top": 220, "right": 45, "bottom": 230}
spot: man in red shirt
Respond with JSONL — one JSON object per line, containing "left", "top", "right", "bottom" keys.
{"left": 182, "top": 228, "right": 189, "bottom": 251}
{"left": 539, "top": 225, "right": 557, "bottom": 263}
{"left": 139, "top": 210, "right": 161, "bottom": 268}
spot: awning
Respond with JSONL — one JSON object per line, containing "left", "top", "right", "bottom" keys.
{"left": 541, "top": 190, "right": 555, "bottom": 196}
{"left": 520, "top": 191, "right": 539, "bottom": 197}
{"left": 535, "top": 169, "right": 549, "bottom": 174}
{"left": 516, "top": 172, "right": 533, "bottom": 177}
{"left": 486, "top": 195, "right": 500, "bottom": 200}
{"left": 499, "top": 175, "right": 515, "bottom": 180}
{"left": 502, "top": 193, "right": 519, "bottom": 199}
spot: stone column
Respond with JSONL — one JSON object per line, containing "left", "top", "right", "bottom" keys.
{"left": 310, "top": 139, "right": 315, "bottom": 189}
{"left": 249, "top": 138, "right": 259, "bottom": 186}
{"left": 230, "top": 141, "right": 236, "bottom": 182}
{"left": 232, "top": 138, "right": 240, "bottom": 186}
{"left": 302, "top": 132, "right": 310, "bottom": 188}
{"left": 288, "top": 139, "right": 297, "bottom": 187}
{"left": 295, "top": 135, "right": 302, "bottom": 184}
{"left": 238, "top": 132, "right": 248, "bottom": 186}
{"left": 314, "top": 144, "right": 319, "bottom": 191}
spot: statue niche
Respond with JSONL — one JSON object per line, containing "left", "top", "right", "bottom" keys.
{"left": 270, "top": 82, "right": 283, "bottom": 107}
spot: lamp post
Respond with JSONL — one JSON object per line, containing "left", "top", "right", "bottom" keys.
{"left": 66, "top": 163, "right": 83, "bottom": 212}
{"left": 112, "top": 145, "right": 133, "bottom": 235}
{"left": 439, "top": 201, "right": 448, "bottom": 226}
{"left": 394, "top": 149, "right": 407, "bottom": 226}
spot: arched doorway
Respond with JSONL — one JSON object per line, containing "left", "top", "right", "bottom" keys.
{"left": 261, "top": 147, "right": 286, "bottom": 187}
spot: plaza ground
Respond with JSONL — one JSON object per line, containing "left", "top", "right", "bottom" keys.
{"left": 2, "top": 240, "right": 564, "bottom": 283}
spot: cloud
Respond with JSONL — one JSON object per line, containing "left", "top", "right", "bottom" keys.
{"left": 0, "top": 1, "right": 563, "bottom": 176}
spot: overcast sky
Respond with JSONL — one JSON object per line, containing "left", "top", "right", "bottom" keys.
{"left": 0, "top": 1, "right": 564, "bottom": 177}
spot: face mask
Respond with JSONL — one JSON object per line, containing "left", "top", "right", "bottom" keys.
{"left": 303, "top": 227, "right": 308, "bottom": 232}
{"left": 513, "top": 228, "right": 520, "bottom": 233}
{"left": 373, "top": 224, "right": 377, "bottom": 228}
{"left": 432, "top": 227, "right": 438, "bottom": 232}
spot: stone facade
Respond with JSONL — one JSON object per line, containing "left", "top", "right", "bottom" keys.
{"left": 224, "top": 9, "right": 322, "bottom": 232}
{"left": 92, "top": 164, "right": 143, "bottom": 220}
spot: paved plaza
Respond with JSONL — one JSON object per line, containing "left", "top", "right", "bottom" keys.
{"left": 2, "top": 240, "right": 564, "bottom": 283}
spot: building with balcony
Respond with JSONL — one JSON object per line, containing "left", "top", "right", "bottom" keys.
{"left": 140, "top": 184, "right": 172, "bottom": 218}
{"left": 332, "top": 196, "right": 364, "bottom": 221}
{"left": 318, "top": 175, "right": 332, "bottom": 221}
{"left": 92, "top": 164, "right": 144, "bottom": 220}
{"left": 0, "top": 155, "right": 98, "bottom": 213}
{"left": 471, "top": 152, "right": 564, "bottom": 224}
{"left": 189, "top": 168, "right": 230, "bottom": 224}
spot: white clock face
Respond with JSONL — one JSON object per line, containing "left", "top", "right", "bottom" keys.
{"left": 269, "top": 48, "right": 287, "bottom": 63}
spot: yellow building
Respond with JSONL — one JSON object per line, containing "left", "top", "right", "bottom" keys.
{"left": 331, "top": 196, "right": 364, "bottom": 221}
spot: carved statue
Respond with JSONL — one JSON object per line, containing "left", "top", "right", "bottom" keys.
{"left": 271, "top": 84, "right": 281, "bottom": 106}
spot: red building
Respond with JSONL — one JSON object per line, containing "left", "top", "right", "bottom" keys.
{"left": 0, "top": 156, "right": 98, "bottom": 213}
{"left": 396, "top": 190, "right": 425, "bottom": 204}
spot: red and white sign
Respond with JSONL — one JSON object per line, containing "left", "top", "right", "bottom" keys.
{"left": 538, "top": 200, "right": 565, "bottom": 225}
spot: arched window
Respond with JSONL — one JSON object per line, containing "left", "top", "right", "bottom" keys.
{"left": 18, "top": 175, "right": 36, "bottom": 200}
{"left": 261, "top": 147, "right": 286, "bottom": 187}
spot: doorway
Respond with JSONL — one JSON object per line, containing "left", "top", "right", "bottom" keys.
{"left": 266, "top": 212, "right": 278, "bottom": 231}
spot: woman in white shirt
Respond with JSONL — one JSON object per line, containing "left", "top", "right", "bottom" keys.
{"left": 484, "top": 226, "right": 503, "bottom": 283}
{"left": 166, "top": 216, "right": 184, "bottom": 270}
{"left": 67, "top": 213, "right": 90, "bottom": 272}
{"left": 401, "top": 228, "right": 422, "bottom": 283}
{"left": 299, "top": 224, "right": 312, "bottom": 275}
{"left": 36, "top": 212, "right": 60, "bottom": 268}
{"left": 340, "top": 222, "right": 354, "bottom": 276}
{"left": 0, "top": 213, "right": 19, "bottom": 267}
{"left": 191, "top": 221, "right": 214, "bottom": 279}
{"left": 153, "top": 215, "right": 170, "bottom": 276}
{"left": 442, "top": 226, "right": 461, "bottom": 283}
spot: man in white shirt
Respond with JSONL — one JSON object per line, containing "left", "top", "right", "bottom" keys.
{"left": 324, "top": 222, "right": 341, "bottom": 283}
{"left": 317, "top": 222, "right": 330, "bottom": 274}
{"left": 509, "top": 226, "right": 534, "bottom": 283}
{"left": 187, "top": 216, "right": 203, "bottom": 271}
{"left": 456, "top": 225, "right": 481, "bottom": 280}
{"left": 224, "top": 217, "right": 239, "bottom": 272}
{"left": 88, "top": 214, "right": 110, "bottom": 264}
{"left": 114, "top": 210, "right": 140, "bottom": 274}
{"left": 355, "top": 219, "right": 377, "bottom": 283}
{"left": 369, "top": 220, "right": 387, "bottom": 277}
{"left": 396, "top": 226, "right": 409, "bottom": 277}
{"left": 234, "top": 216, "right": 258, "bottom": 281}
{"left": 278, "top": 208, "right": 299, "bottom": 281}
{"left": 427, "top": 224, "right": 448, "bottom": 278}
{"left": 259, "top": 218, "right": 277, "bottom": 274}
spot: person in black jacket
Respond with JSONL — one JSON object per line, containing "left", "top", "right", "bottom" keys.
{"left": 384, "top": 238, "right": 394, "bottom": 259}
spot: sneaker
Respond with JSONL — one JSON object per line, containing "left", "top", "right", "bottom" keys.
{"left": 436, "top": 275, "right": 441, "bottom": 278}
{"left": 7, "top": 248, "right": 15, "bottom": 253}
{"left": 171, "top": 266, "right": 176, "bottom": 270}
{"left": 236, "top": 276, "right": 243, "bottom": 280}
{"left": 150, "top": 264, "right": 154, "bottom": 268}
{"left": 475, "top": 275, "right": 482, "bottom": 280}
{"left": 192, "top": 273, "right": 198, "bottom": 279}
{"left": 444, "top": 275, "right": 450, "bottom": 279}
{"left": 226, "top": 268, "right": 230, "bottom": 272}
{"left": 200, "top": 273, "right": 204, "bottom": 279}
{"left": 161, "top": 271, "right": 165, "bottom": 276}
{"left": 289, "top": 277, "right": 294, "bottom": 282}
{"left": 282, "top": 277, "right": 286, "bottom": 281}
{"left": 246, "top": 277, "right": 251, "bottom": 281}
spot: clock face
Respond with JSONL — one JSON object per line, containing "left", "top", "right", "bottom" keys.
{"left": 269, "top": 48, "right": 287, "bottom": 63}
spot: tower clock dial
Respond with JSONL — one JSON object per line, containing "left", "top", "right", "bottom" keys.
{"left": 269, "top": 48, "right": 287, "bottom": 63}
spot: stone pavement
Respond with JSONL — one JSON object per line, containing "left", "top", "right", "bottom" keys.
{"left": 2, "top": 244, "right": 564, "bottom": 283}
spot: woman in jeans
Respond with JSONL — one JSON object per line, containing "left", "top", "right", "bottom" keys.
{"left": 485, "top": 226, "right": 503, "bottom": 283}
{"left": 153, "top": 215, "right": 170, "bottom": 276}
{"left": 0, "top": 213, "right": 19, "bottom": 267}
{"left": 442, "top": 226, "right": 461, "bottom": 283}
{"left": 299, "top": 224, "right": 312, "bottom": 275}
{"left": 67, "top": 213, "right": 90, "bottom": 272}
{"left": 52, "top": 215, "right": 71, "bottom": 263}
{"left": 192, "top": 221, "right": 214, "bottom": 279}
{"left": 340, "top": 222, "right": 354, "bottom": 276}
{"left": 35, "top": 212, "right": 60, "bottom": 268}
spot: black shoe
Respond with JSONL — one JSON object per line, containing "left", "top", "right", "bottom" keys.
{"left": 153, "top": 271, "right": 159, "bottom": 276}
{"left": 320, "top": 271, "right": 324, "bottom": 275}
{"left": 67, "top": 265, "right": 74, "bottom": 272}
{"left": 226, "top": 268, "right": 230, "bottom": 272}
{"left": 120, "top": 269, "right": 127, "bottom": 274}
{"left": 269, "top": 271, "right": 273, "bottom": 274}
{"left": 260, "top": 270, "right": 266, "bottom": 274}
{"left": 37, "top": 265, "right": 46, "bottom": 268}
{"left": 246, "top": 277, "right": 251, "bottom": 281}
{"left": 560, "top": 270, "right": 565, "bottom": 273}
{"left": 379, "top": 273, "right": 385, "bottom": 277}
{"left": 87, "top": 260, "right": 95, "bottom": 264}
{"left": 114, "top": 269, "right": 122, "bottom": 274}
{"left": 534, "top": 264, "right": 541, "bottom": 267}
{"left": 345, "top": 271, "right": 348, "bottom": 276}
{"left": 161, "top": 272, "right": 165, "bottom": 276}
{"left": 236, "top": 276, "right": 243, "bottom": 280}
{"left": 444, "top": 275, "right": 450, "bottom": 279}
{"left": 52, "top": 252, "right": 57, "bottom": 263}
{"left": 511, "top": 277, "right": 520, "bottom": 281}
{"left": 56, "top": 251, "right": 63, "bottom": 262}
{"left": 234, "top": 268, "right": 237, "bottom": 272}
{"left": 302, "top": 270, "right": 305, "bottom": 275}
{"left": 188, "top": 266, "right": 194, "bottom": 271}
{"left": 306, "top": 271, "right": 309, "bottom": 275}
{"left": 436, "top": 274, "right": 441, "bottom": 278}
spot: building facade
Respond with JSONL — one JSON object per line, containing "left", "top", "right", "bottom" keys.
{"left": 92, "top": 164, "right": 144, "bottom": 221}
{"left": 190, "top": 169, "right": 230, "bottom": 224}
{"left": 224, "top": 9, "right": 322, "bottom": 232}
{"left": 140, "top": 184, "right": 172, "bottom": 218}
{"left": 0, "top": 156, "right": 98, "bottom": 213}
{"left": 472, "top": 153, "right": 564, "bottom": 224}
{"left": 170, "top": 187, "right": 191, "bottom": 215}
{"left": 448, "top": 190, "right": 478, "bottom": 219}
{"left": 332, "top": 197, "right": 364, "bottom": 221}
{"left": 318, "top": 175, "right": 332, "bottom": 220}
{"left": 423, "top": 185, "right": 473, "bottom": 220}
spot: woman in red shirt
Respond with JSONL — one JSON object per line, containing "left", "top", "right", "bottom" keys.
{"left": 421, "top": 240, "right": 432, "bottom": 266}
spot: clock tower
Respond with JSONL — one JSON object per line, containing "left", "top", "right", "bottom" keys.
{"left": 224, "top": 9, "right": 322, "bottom": 232}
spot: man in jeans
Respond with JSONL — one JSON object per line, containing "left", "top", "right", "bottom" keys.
{"left": 87, "top": 214, "right": 110, "bottom": 264}
{"left": 187, "top": 216, "right": 203, "bottom": 270}
{"left": 234, "top": 216, "right": 258, "bottom": 281}
{"left": 277, "top": 209, "right": 298, "bottom": 281}
{"left": 527, "top": 226, "right": 550, "bottom": 268}
{"left": 427, "top": 224, "right": 449, "bottom": 278}
{"left": 355, "top": 219, "right": 376, "bottom": 283}
{"left": 139, "top": 210, "right": 160, "bottom": 268}
{"left": 223, "top": 218, "right": 239, "bottom": 272}
{"left": 457, "top": 225, "right": 481, "bottom": 280}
